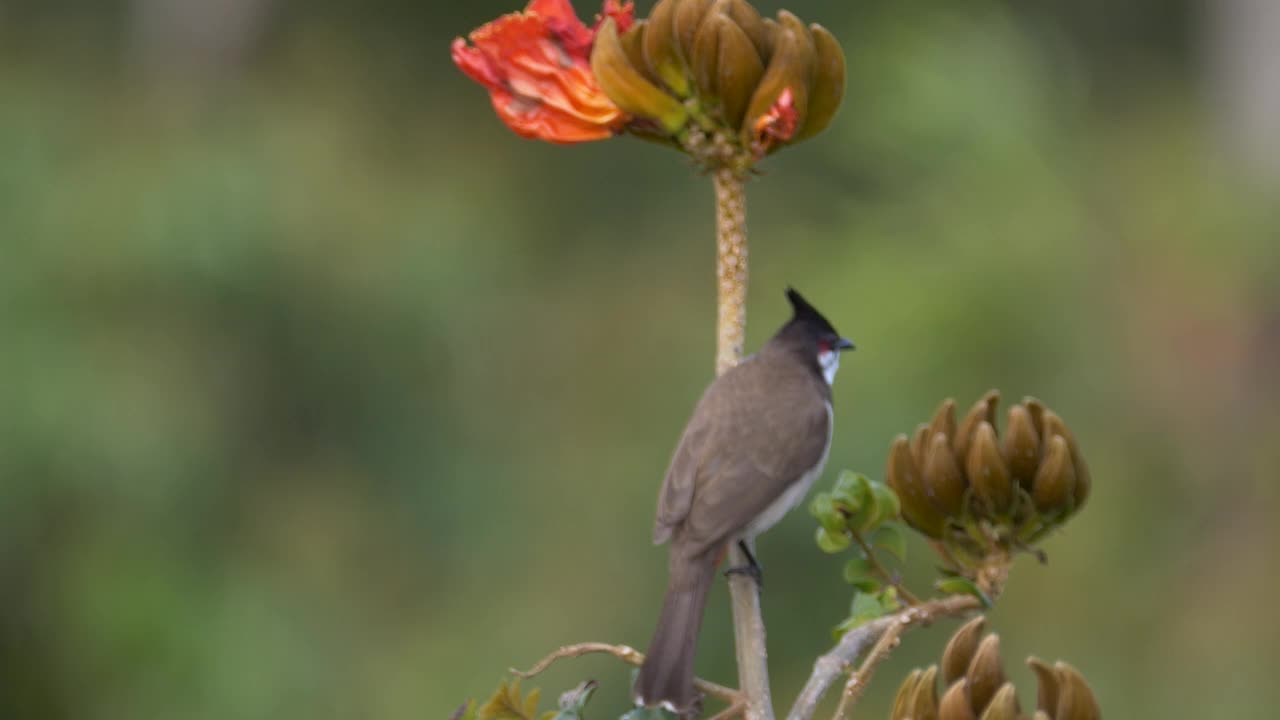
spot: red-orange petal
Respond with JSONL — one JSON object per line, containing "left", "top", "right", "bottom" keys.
{"left": 452, "top": 1, "right": 627, "bottom": 143}
{"left": 752, "top": 86, "right": 799, "bottom": 155}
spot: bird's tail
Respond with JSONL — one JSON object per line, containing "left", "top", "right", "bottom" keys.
{"left": 633, "top": 548, "right": 717, "bottom": 716}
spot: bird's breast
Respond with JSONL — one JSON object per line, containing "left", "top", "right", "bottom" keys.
{"left": 739, "top": 402, "right": 834, "bottom": 541}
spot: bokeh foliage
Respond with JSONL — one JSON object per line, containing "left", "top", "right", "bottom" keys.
{"left": 1, "top": 1, "right": 1278, "bottom": 719}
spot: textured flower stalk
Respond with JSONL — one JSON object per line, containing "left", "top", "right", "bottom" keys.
{"left": 714, "top": 168, "right": 748, "bottom": 375}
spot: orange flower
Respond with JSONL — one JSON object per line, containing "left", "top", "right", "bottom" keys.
{"left": 751, "top": 87, "right": 799, "bottom": 157}
{"left": 452, "top": 0, "right": 636, "bottom": 143}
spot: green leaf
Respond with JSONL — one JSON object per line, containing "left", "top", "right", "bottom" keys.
{"left": 480, "top": 679, "right": 540, "bottom": 720}
{"left": 834, "top": 469, "right": 861, "bottom": 494}
{"left": 548, "top": 680, "right": 597, "bottom": 720}
{"left": 870, "top": 524, "right": 908, "bottom": 562}
{"left": 836, "top": 591, "right": 889, "bottom": 634}
{"left": 810, "top": 493, "right": 845, "bottom": 533}
{"left": 879, "top": 586, "right": 902, "bottom": 613}
{"left": 848, "top": 576, "right": 881, "bottom": 593}
{"left": 842, "top": 553, "right": 875, "bottom": 585}
{"left": 935, "top": 577, "right": 993, "bottom": 608}
{"left": 832, "top": 472, "right": 873, "bottom": 515}
{"left": 871, "top": 482, "right": 902, "bottom": 523}
{"left": 815, "top": 526, "right": 851, "bottom": 553}
{"left": 452, "top": 700, "right": 478, "bottom": 720}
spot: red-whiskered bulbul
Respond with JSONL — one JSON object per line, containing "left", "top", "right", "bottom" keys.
{"left": 633, "top": 288, "right": 854, "bottom": 716}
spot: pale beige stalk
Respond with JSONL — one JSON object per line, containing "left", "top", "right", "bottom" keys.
{"left": 714, "top": 168, "right": 749, "bottom": 377}
{"left": 712, "top": 166, "right": 772, "bottom": 720}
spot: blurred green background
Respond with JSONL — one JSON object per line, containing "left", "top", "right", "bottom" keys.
{"left": 2, "top": 0, "right": 1278, "bottom": 718}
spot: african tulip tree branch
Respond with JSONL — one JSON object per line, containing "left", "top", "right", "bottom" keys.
{"left": 510, "top": 642, "right": 742, "bottom": 706}
{"left": 785, "top": 594, "right": 982, "bottom": 720}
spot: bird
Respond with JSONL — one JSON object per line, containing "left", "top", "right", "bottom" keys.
{"left": 633, "top": 287, "right": 855, "bottom": 716}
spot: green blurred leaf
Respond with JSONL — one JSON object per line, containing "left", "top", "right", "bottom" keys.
{"left": 832, "top": 471, "right": 873, "bottom": 516}
{"left": 879, "top": 586, "right": 902, "bottom": 613}
{"left": 480, "top": 679, "right": 541, "bottom": 720}
{"left": 548, "top": 680, "right": 597, "bottom": 720}
{"left": 810, "top": 493, "right": 845, "bottom": 534}
{"left": 834, "top": 591, "right": 890, "bottom": 636}
{"left": 816, "top": 526, "right": 851, "bottom": 553}
{"left": 842, "top": 553, "right": 876, "bottom": 585}
{"left": 871, "top": 482, "right": 902, "bottom": 523}
{"left": 934, "top": 577, "right": 993, "bottom": 608}
{"left": 834, "top": 469, "right": 860, "bottom": 494}
{"left": 452, "top": 700, "right": 478, "bottom": 720}
{"left": 870, "top": 524, "right": 908, "bottom": 562}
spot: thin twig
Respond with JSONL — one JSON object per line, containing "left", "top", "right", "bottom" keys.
{"left": 831, "top": 615, "right": 907, "bottom": 720}
{"left": 848, "top": 530, "right": 922, "bottom": 606}
{"left": 784, "top": 594, "right": 982, "bottom": 720}
{"left": 708, "top": 700, "right": 748, "bottom": 720}
{"left": 510, "top": 642, "right": 741, "bottom": 705}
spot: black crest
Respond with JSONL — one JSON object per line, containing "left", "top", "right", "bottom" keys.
{"left": 785, "top": 287, "right": 839, "bottom": 336}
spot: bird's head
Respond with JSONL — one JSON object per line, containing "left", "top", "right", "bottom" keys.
{"left": 779, "top": 287, "right": 855, "bottom": 385}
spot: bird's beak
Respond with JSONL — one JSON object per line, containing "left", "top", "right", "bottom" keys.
{"left": 836, "top": 337, "right": 856, "bottom": 351}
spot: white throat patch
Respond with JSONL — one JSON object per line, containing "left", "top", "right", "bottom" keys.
{"left": 818, "top": 349, "right": 840, "bottom": 385}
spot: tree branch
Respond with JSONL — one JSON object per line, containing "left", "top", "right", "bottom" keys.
{"left": 785, "top": 594, "right": 981, "bottom": 720}
{"left": 830, "top": 614, "right": 906, "bottom": 720}
{"left": 510, "top": 641, "right": 742, "bottom": 706}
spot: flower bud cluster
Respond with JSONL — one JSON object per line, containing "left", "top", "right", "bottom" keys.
{"left": 886, "top": 391, "right": 1091, "bottom": 572}
{"left": 891, "top": 617, "right": 1101, "bottom": 720}
{"left": 591, "top": 0, "right": 845, "bottom": 157}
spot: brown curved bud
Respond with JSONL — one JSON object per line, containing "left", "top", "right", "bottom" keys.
{"left": 725, "top": 0, "right": 772, "bottom": 60}
{"left": 924, "top": 432, "right": 967, "bottom": 518}
{"left": 592, "top": 19, "right": 689, "bottom": 132}
{"left": 714, "top": 17, "right": 765, "bottom": 128}
{"left": 966, "top": 422, "right": 1013, "bottom": 514}
{"left": 793, "top": 23, "right": 845, "bottom": 141}
{"left": 740, "top": 11, "right": 815, "bottom": 149}
{"left": 1054, "top": 662, "right": 1101, "bottom": 720}
{"left": 928, "top": 398, "right": 958, "bottom": 447}
{"left": 910, "top": 665, "right": 940, "bottom": 719}
{"left": 941, "top": 616, "right": 986, "bottom": 686}
{"left": 938, "top": 680, "right": 976, "bottom": 720}
{"left": 976, "top": 683, "right": 1019, "bottom": 720}
{"left": 965, "top": 634, "right": 1005, "bottom": 712}
{"left": 619, "top": 21, "right": 658, "bottom": 84}
{"left": 689, "top": 12, "right": 725, "bottom": 101}
{"left": 955, "top": 390, "right": 1000, "bottom": 467}
{"left": 643, "top": 0, "right": 691, "bottom": 96}
{"left": 892, "top": 668, "right": 923, "bottom": 720}
{"left": 1031, "top": 436, "right": 1076, "bottom": 515}
{"left": 1021, "top": 396, "right": 1046, "bottom": 437}
{"left": 1001, "top": 404, "right": 1041, "bottom": 490}
{"left": 1026, "top": 657, "right": 1059, "bottom": 713}
{"left": 674, "top": 0, "right": 716, "bottom": 60}
{"left": 888, "top": 434, "right": 948, "bottom": 539}
{"left": 1042, "top": 410, "right": 1091, "bottom": 510}
{"left": 910, "top": 423, "right": 930, "bottom": 468}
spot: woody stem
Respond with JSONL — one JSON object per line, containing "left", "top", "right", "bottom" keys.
{"left": 714, "top": 167, "right": 771, "bottom": 720}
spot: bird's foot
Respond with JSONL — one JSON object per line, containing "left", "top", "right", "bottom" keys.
{"left": 723, "top": 540, "right": 764, "bottom": 587}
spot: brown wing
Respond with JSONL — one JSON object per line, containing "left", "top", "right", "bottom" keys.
{"left": 653, "top": 355, "right": 831, "bottom": 554}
